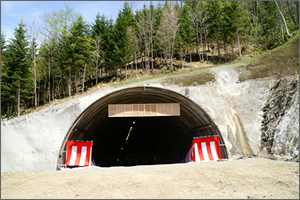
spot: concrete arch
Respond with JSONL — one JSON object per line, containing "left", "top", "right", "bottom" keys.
{"left": 57, "top": 87, "right": 228, "bottom": 168}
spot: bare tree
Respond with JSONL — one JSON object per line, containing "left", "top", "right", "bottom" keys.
{"left": 26, "top": 17, "right": 40, "bottom": 109}
{"left": 91, "top": 36, "right": 105, "bottom": 85}
{"left": 127, "top": 26, "right": 139, "bottom": 77}
{"left": 156, "top": 2, "right": 179, "bottom": 72}
{"left": 275, "top": 1, "right": 291, "bottom": 37}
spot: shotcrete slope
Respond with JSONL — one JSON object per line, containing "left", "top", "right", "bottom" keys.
{"left": 1, "top": 65, "right": 299, "bottom": 172}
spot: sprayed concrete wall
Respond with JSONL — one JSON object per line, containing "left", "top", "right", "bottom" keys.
{"left": 1, "top": 67, "right": 298, "bottom": 172}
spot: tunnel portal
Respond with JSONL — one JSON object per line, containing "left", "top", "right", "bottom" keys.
{"left": 57, "top": 87, "right": 228, "bottom": 169}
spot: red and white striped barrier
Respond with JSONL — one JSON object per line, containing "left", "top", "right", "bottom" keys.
{"left": 182, "top": 136, "right": 221, "bottom": 163}
{"left": 65, "top": 141, "right": 93, "bottom": 167}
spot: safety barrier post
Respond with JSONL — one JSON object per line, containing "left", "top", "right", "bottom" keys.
{"left": 257, "top": 141, "right": 260, "bottom": 163}
{"left": 22, "top": 151, "right": 25, "bottom": 172}
{"left": 45, "top": 153, "right": 47, "bottom": 171}
{"left": 276, "top": 143, "right": 280, "bottom": 174}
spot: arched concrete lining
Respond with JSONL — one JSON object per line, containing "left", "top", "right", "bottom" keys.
{"left": 57, "top": 87, "right": 228, "bottom": 168}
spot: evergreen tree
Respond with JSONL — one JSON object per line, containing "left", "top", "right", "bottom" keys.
{"left": 1, "top": 32, "right": 11, "bottom": 117}
{"left": 178, "top": 3, "right": 195, "bottom": 70}
{"left": 112, "top": 2, "right": 134, "bottom": 80}
{"left": 69, "top": 15, "right": 94, "bottom": 93}
{"left": 207, "top": 1, "right": 223, "bottom": 62}
{"left": 5, "top": 23, "right": 33, "bottom": 116}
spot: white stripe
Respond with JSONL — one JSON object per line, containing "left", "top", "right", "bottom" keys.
{"left": 194, "top": 143, "right": 201, "bottom": 162}
{"left": 79, "top": 146, "right": 87, "bottom": 166}
{"left": 201, "top": 142, "right": 210, "bottom": 161}
{"left": 185, "top": 146, "right": 193, "bottom": 163}
{"left": 69, "top": 146, "right": 77, "bottom": 166}
{"left": 210, "top": 141, "right": 219, "bottom": 161}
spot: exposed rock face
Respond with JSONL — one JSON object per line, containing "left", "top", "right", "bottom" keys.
{"left": 261, "top": 77, "right": 299, "bottom": 158}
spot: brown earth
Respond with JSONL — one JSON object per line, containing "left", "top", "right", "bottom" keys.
{"left": 1, "top": 157, "right": 299, "bottom": 199}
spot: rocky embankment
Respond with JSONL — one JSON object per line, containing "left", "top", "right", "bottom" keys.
{"left": 261, "top": 76, "right": 299, "bottom": 160}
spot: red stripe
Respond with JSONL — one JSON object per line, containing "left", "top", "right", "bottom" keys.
{"left": 197, "top": 141, "right": 205, "bottom": 161}
{"left": 85, "top": 145, "right": 91, "bottom": 166}
{"left": 74, "top": 146, "right": 82, "bottom": 166}
{"left": 65, "top": 141, "right": 72, "bottom": 166}
{"left": 206, "top": 141, "right": 214, "bottom": 161}
{"left": 192, "top": 143, "right": 195, "bottom": 162}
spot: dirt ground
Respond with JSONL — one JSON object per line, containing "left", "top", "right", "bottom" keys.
{"left": 1, "top": 157, "right": 299, "bottom": 199}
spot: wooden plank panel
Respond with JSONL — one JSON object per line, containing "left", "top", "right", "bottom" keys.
{"left": 124, "top": 104, "right": 132, "bottom": 116}
{"left": 172, "top": 103, "right": 180, "bottom": 116}
{"left": 156, "top": 104, "right": 165, "bottom": 116}
{"left": 150, "top": 104, "right": 156, "bottom": 116}
{"left": 145, "top": 104, "right": 151, "bottom": 116}
{"left": 116, "top": 104, "right": 124, "bottom": 116}
{"left": 109, "top": 103, "right": 180, "bottom": 117}
{"left": 133, "top": 104, "right": 139, "bottom": 116}
{"left": 165, "top": 104, "right": 172, "bottom": 115}
{"left": 108, "top": 105, "right": 117, "bottom": 117}
{"left": 138, "top": 104, "right": 144, "bottom": 116}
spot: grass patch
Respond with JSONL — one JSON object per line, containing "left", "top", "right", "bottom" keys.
{"left": 236, "top": 32, "right": 299, "bottom": 81}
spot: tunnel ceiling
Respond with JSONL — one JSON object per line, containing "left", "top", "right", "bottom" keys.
{"left": 58, "top": 87, "right": 227, "bottom": 167}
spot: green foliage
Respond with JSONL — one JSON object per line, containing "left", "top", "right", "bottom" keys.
{"left": 2, "top": 1, "right": 296, "bottom": 117}
{"left": 112, "top": 2, "right": 135, "bottom": 66}
{"left": 3, "top": 23, "right": 33, "bottom": 116}
{"left": 178, "top": 3, "right": 195, "bottom": 49}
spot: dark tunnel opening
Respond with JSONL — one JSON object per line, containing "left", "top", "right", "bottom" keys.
{"left": 92, "top": 116, "right": 192, "bottom": 167}
{"left": 57, "top": 87, "right": 228, "bottom": 169}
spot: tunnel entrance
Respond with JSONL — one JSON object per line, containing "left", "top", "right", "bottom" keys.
{"left": 57, "top": 87, "right": 228, "bottom": 169}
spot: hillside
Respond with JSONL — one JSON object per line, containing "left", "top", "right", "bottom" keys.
{"left": 4, "top": 32, "right": 299, "bottom": 120}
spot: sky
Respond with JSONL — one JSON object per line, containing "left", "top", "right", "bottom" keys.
{"left": 1, "top": 1, "right": 161, "bottom": 42}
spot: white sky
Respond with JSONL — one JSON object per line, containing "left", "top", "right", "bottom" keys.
{"left": 1, "top": 1, "right": 162, "bottom": 42}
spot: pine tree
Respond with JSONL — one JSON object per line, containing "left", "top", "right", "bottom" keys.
{"left": 178, "top": 3, "right": 195, "bottom": 70}
{"left": 112, "top": 2, "right": 135, "bottom": 80}
{"left": 1, "top": 32, "right": 11, "bottom": 117}
{"left": 5, "top": 22, "right": 33, "bottom": 116}
{"left": 69, "top": 16, "right": 94, "bottom": 93}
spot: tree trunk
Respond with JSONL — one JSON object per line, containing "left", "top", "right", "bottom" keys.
{"left": 52, "top": 58, "right": 55, "bottom": 101}
{"left": 287, "top": 1, "right": 298, "bottom": 27}
{"left": 96, "top": 60, "right": 99, "bottom": 85}
{"left": 75, "top": 73, "right": 78, "bottom": 93}
{"left": 135, "top": 50, "right": 138, "bottom": 78}
{"left": 201, "top": 34, "right": 203, "bottom": 62}
{"left": 279, "top": 15, "right": 285, "bottom": 42}
{"left": 33, "top": 52, "right": 37, "bottom": 109}
{"left": 126, "top": 63, "right": 127, "bottom": 80}
{"left": 231, "top": 41, "right": 234, "bottom": 60}
{"left": 160, "top": 52, "right": 162, "bottom": 66}
{"left": 151, "top": 35, "right": 153, "bottom": 70}
{"left": 237, "top": 28, "right": 241, "bottom": 57}
{"left": 147, "top": 46, "right": 150, "bottom": 71}
{"left": 48, "top": 59, "right": 51, "bottom": 103}
{"left": 217, "top": 39, "right": 221, "bottom": 63}
{"left": 180, "top": 44, "right": 183, "bottom": 68}
{"left": 68, "top": 70, "right": 71, "bottom": 97}
{"left": 224, "top": 42, "right": 227, "bottom": 62}
{"left": 82, "top": 63, "right": 87, "bottom": 93}
{"left": 205, "top": 36, "right": 208, "bottom": 61}
{"left": 189, "top": 42, "right": 192, "bottom": 71}
{"left": 119, "top": 65, "right": 121, "bottom": 81}
{"left": 196, "top": 30, "right": 200, "bottom": 62}
{"left": 17, "top": 87, "right": 20, "bottom": 117}
{"left": 275, "top": 1, "right": 291, "bottom": 37}
{"left": 38, "top": 76, "right": 40, "bottom": 107}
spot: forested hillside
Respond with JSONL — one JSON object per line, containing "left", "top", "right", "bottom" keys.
{"left": 1, "top": 1, "right": 299, "bottom": 118}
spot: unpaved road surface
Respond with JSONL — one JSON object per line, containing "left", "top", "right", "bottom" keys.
{"left": 1, "top": 157, "right": 299, "bottom": 199}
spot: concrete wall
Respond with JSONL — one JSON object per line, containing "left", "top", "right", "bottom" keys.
{"left": 1, "top": 67, "right": 298, "bottom": 172}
